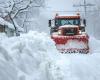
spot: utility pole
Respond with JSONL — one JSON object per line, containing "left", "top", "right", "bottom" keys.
{"left": 84, "top": 0, "right": 87, "bottom": 17}
{"left": 73, "top": 0, "right": 95, "bottom": 18}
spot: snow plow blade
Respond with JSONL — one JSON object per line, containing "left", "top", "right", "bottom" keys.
{"left": 57, "top": 48, "right": 89, "bottom": 54}
{"left": 52, "top": 35, "right": 89, "bottom": 54}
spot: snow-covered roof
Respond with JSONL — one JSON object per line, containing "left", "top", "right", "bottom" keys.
{"left": 0, "top": 17, "right": 15, "bottom": 30}
{"left": 56, "top": 14, "right": 79, "bottom": 16}
{"left": 0, "top": 17, "right": 24, "bottom": 32}
{"left": 59, "top": 25, "right": 79, "bottom": 29}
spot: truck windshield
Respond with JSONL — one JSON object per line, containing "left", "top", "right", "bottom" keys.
{"left": 55, "top": 19, "right": 80, "bottom": 26}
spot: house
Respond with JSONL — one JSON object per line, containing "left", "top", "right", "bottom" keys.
{"left": 0, "top": 17, "right": 24, "bottom": 37}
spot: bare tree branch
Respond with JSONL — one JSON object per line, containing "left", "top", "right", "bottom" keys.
{"left": 8, "top": 12, "right": 16, "bottom": 31}
{"left": 13, "top": 3, "right": 30, "bottom": 18}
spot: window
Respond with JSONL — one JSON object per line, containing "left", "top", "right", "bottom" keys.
{"left": 55, "top": 18, "right": 80, "bottom": 26}
{"left": 0, "top": 25, "right": 5, "bottom": 32}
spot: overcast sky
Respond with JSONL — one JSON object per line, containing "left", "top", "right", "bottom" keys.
{"left": 42, "top": 0, "right": 96, "bottom": 17}
{"left": 43, "top": 0, "right": 81, "bottom": 17}
{"left": 46, "top": 0, "right": 95, "bottom": 11}
{"left": 47, "top": 0, "right": 75, "bottom": 11}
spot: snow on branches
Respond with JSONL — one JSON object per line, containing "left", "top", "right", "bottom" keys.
{"left": 0, "top": 0, "right": 45, "bottom": 35}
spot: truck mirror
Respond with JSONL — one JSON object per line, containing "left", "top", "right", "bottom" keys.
{"left": 83, "top": 19, "right": 86, "bottom": 26}
{"left": 49, "top": 20, "right": 51, "bottom": 27}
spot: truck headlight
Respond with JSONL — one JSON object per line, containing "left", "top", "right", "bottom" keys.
{"left": 58, "top": 30, "right": 61, "bottom": 35}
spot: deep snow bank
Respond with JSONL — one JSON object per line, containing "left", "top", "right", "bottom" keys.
{"left": 0, "top": 31, "right": 65, "bottom": 80}
{"left": 0, "top": 31, "right": 100, "bottom": 80}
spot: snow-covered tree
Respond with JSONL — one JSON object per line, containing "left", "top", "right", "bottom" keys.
{"left": 0, "top": 0, "right": 45, "bottom": 35}
{"left": 86, "top": 0, "right": 100, "bottom": 39}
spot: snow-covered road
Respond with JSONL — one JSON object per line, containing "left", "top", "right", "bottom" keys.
{"left": 0, "top": 32, "right": 100, "bottom": 80}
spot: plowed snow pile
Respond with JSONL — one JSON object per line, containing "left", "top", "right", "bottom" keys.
{"left": 0, "top": 31, "right": 100, "bottom": 80}
{"left": 0, "top": 31, "right": 68, "bottom": 80}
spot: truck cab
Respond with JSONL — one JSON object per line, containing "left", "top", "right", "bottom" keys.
{"left": 49, "top": 13, "right": 86, "bottom": 34}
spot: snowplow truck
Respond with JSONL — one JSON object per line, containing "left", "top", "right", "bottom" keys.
{"left": 49, "top": 13, "right": 89, "bottom": 54}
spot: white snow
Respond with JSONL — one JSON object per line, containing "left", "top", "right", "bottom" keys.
{"left": 56, "top": 40, "right": 87, "bottom": 50}
{"left": 0, "top": 17, "right": 15, "bottom": 30}
{"left": 0, "top": 17, "right": 24, "bottom": 32}
{"left": 13, "top": 20, "right": 24, "bottom": 32}
{"left": 56, "top": 14, "right": 80, "bottom": 17}
{"left": 0, "top": 31, "right": 62, "bottom": 80}
{"left": 0, "top": 31, "right": 100, "bottom": 80}
{"left": 59, "top": 25, "right": 79, "bottom": 28}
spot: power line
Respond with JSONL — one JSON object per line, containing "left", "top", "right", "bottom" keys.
{"left": 73, "top": 0, "right": 95, "bottom": 17}
{"left": 45, "top": 10, "right": 100, "bottom": 13}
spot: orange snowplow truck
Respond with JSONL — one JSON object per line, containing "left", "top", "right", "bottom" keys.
{"left": 49, "top": 13, "right": 89, "bottom": 53}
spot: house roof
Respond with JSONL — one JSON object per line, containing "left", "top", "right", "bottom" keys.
{"left": 0, "top": 17, "right": 24, "bottom": 32}
{"left": 0, "top": 17, "right": 15, "bottom": 30}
